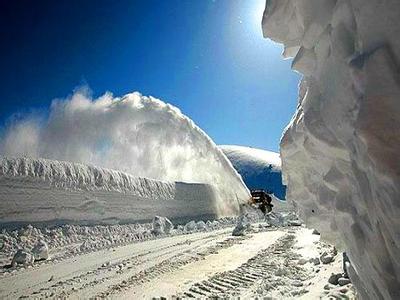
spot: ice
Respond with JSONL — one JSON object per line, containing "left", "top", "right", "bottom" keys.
{"left": 12, "top": 249, "right": 34, "bottom": 267}
{"left": 232, "top": 215, "right": 251, "bottom": 236}
{"left": 291, "top": 47, "right": 316, "bottom": 76}
{"left": 32, "top": 240, "right": 49, "bottom": 261}
{"left": 151, "top": 216, "right": 173, "bottom": 235}
{"left": 320, "top": 251, "right": 335, "bottom": 265}
{"left": 338, "top": 277, "right": 351, "bottom": 286}
{"left": 220, "top": 145, "right": 286, "bottom": 200}
{"left": 0, "top": 90, "right": 250, "bottom": 218}
{"left": 262, "top": 0, "right": 400, "bottom": 298}
{"left": 196, "top": 221, "right": 207, "bottom": 231}
{"left": 184, "top": 221, "right": 197, "bottom": 232}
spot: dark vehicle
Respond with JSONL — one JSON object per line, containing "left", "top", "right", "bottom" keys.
{"left": 250, "top": 189, "right": 273, "bottom": 214}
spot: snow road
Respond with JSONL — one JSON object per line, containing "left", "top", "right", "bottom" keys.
{"left": 0, "top": 226, "right": 354, "bottom": 299}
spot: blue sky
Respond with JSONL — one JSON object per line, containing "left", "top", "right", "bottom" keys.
{"left": 0, "top": 0, "right": 299, "bottom": 152}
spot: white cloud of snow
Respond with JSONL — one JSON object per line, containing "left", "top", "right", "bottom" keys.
{"left": 0, "top": 88, "right": 250, "bottom": 215}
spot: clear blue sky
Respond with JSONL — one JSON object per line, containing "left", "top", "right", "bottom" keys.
{"left": 0, "top": 0, "right": 299, "bottom": 152}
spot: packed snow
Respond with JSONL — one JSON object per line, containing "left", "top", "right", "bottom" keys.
{"left": 0, "top": 213, "right": 355, "bottom": 299}
{"left": 263, "top": 0, "right": 400, "bottom": 298}
{"left": 0, "top": 156, "right": 235, "bottom": 225}
{"left": 0, "top": 90, "right": 250, "bottom": 217}
{"left": 220, "top": 145, "right": 286, "bottom": 199}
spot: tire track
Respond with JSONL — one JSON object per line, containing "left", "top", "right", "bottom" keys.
{"left": 12, "top": 229, "right": 250, "bottom": 299}
{"left": 94, "top": 235, "right": 250, "bottom": 298}
{"left": 176, "top": 232, "right": 313, "bottom": 299}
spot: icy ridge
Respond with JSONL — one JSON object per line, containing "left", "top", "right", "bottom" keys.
{"left": 0, "top": 157, "right": 224, "bottom": 225}
{"left": 0, "top": 156, "right": 175, "bottom": 199}
{"left": 262, "top": 0, "right": 400, "bottom": 299}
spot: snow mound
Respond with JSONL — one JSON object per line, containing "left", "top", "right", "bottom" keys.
{"left": 32, "top": 240, "right": 49, "bottom": 260}
{"left": 262, "top": 0, "right": 400, "bottom": 298}
{"left": 0, "top": 90, "right": 250, "bottom": 216}
{"left": 232, "top": 215, "right": 251, "bottom": 236}
{"left": 219, "top": 145, "right": 286, "bottom": 199}
{"left": 184, "top": 221, "right": 197, "bottom": 232}
{"left": 151, "top": 216, "right": 173, "bottom": 235}
{"left": 12, "top": 249, "right": 34, "bottom": 266}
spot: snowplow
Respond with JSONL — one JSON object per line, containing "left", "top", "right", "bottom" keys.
{"left": 249, "top": 189, "right": 273, "bottom": 214}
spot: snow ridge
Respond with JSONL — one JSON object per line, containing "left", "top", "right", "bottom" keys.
{"left": 0, "top": 156, "right": 221, "bottom": 225}
{"left": 219, "top": 145, "right": 286, "bottom": 200}
{"left": 0, "top": 156, "right": 175, "bottom": 199}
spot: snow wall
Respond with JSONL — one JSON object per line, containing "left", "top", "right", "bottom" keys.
{"left": 0, "top": 157, "right": 220, "bottom": 226}
{"left": 262, "top": 0, "right": 400, "bottom": 299}
{"left": 0, "top": 91, "right": 250, "bottom": 222}
{"left": 219, "top": 145, "right": 286, "bottom": 200}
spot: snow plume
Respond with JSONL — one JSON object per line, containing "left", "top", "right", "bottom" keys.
{"left": 0, "top": 88, "right": 250, "bottom": 216}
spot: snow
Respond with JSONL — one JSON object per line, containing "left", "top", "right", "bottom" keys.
{"left": 11, "top": 249, "right": 34, "bottom": 267}
{"left": 0, "top": 91, "right": 250, "bottom": 218}
{"left": 151, "top": 216, "right": 173, "bottom": 235}
{"left": 32, "top": 240, "right": 49, "bottom": 260}
{"left": 184, "top": 220, "right": 197, "bottom": 232}
{"left": 232, "top": 214, "right": 251, "bottom": 236}
{"left": 0, "top": 156, "right": 227, "bottom": 225}
{"left": 262, "top": 1, "right": 400, "bottom": 299}
{"left": 0, "top": 218, "right": 354, "bottom": 299}
{"left": 219, "top": 145, "right": 286, "bottom": 199}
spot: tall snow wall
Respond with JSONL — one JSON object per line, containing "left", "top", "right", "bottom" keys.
{"left": 0, "top": 157, "right": 219, "bottom": 226}
{"left": 262, "top": 0, "right": 400, "bottom": 299}
{"left": 0, "top": 91, "right": 250, "bottom": 219}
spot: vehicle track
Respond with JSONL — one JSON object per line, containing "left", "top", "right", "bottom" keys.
{"left": 94, "top": 234, "right": 250, "bottom": 298}
{"left": 1, "top": 225, "right": 354, "bottom": 299}
{"left": 1, "top": 227, "right": 254, "bottom": 299}
{"left": 177, "top": 232, "right": 312, "bottom": 299}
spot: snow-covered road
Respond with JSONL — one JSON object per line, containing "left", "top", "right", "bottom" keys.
{"left": 0, "top": 225, "right": 355, "bottom": 299}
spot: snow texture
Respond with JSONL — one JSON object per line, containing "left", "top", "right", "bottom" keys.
{"left": 12, "top": 249, "right": 34, "bottom": 266}
{"left": 32, "top": 240, "right": 49, "bottom": 260}
{"left": 232, "top": 215, "right": 251, "bottom": 236}
{"left": 0, "top": 157, "right": 235, "bottom": 225}
{"left": 262, "top": 0, "right": 400, "bottom": 299}
{"left": 0, "top": 90, "right": 250, "bottom": 215}
{"left": 219, "top": 145, "right": 286, "bottom": 199}
{"left": 151, "top": 216, "right": 173, "bottom": 235}
{"left": 0, "top": 92, "right": 251, "bottom": 224}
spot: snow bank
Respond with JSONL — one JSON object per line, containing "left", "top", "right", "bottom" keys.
{"left": 11, "top": 249, "right": 34, "bottom": 267}
{"left": 0, "top": 90, "right": 250, "bottom": 218}
{"left": 232, "top": 215, "right": 251, "bottom": 236}
{"left": 262, "top": 1, "right": 400, "bottom": 299}
{"left": 32, "top": 240, "right": 49, "bottom": 260}
{"left": 151, "top": 216, "right": 173, "bottom": 235}
{"left": 220, "top": 145, "right": 286, "bottom": 199}
{"left": 0, "top": 157, "right": 221, "bottom": 225}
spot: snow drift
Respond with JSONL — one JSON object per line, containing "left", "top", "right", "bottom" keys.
{"left": 0, "top": 90, "right": 250, "bottom": 222}
{"left": 219, "top": 145, "right": 286, "bottom": 199}
{"left": 262, "top": 0, "right": 400, "bottom": 299}
{"left": 0, "top": 157, "right": 221, "bottom": 225}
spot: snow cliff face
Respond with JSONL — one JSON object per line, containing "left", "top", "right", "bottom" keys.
{"left": 219, "top": 145, "right": 286, "bottom": 200}
{"left": 0, "top": 157, "right": 220, "bottom": 225}
{"left": 0, "top": 91, "right": 250, "bottom": 217}
{"left": 262, "top": 0, "right": 400, "bottom": 299}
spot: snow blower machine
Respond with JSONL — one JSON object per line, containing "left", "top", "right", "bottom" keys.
{"left": 250, "top": 189, "right": 273, "bottom": 215}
